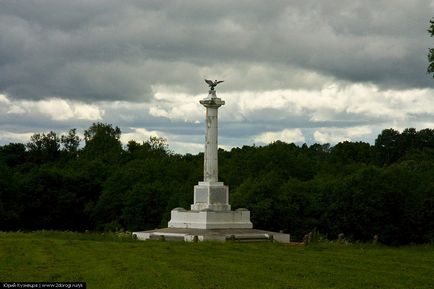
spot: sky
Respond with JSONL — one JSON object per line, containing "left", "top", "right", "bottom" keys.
{"left": 0, "top": 0, "right": 434, "bottom": 154}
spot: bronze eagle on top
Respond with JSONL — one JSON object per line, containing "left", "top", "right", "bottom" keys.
{"left": 205, "top": 79, "right": 224, "bottom": 90}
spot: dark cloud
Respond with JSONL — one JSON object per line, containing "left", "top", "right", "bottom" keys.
{"left": 0, "top": 0, "right": 432, "bottom": 102}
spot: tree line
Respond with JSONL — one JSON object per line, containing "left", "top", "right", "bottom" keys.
{"left": 1, "top": 123, "right": 433, "bottom": 245}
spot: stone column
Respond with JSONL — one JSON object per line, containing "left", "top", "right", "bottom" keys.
{"left": 201, "top": 91, "right": 223, "bottom": 183}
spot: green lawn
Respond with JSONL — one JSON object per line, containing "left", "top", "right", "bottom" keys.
{"left": 0, "top": 231, "right": 433, "bottom": 289}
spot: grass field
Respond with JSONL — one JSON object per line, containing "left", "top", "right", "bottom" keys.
{"left": 0, "top": 231, "right": 433, "bottom": 289}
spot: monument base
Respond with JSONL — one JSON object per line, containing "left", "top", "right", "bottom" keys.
{"left": 133, "top": 228, "right": 290, "bottom": 243}
{"left": 168, "top": 208, "right": 253, "bottom": 229}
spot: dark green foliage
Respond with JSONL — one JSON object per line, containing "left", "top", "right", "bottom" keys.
{"left": 26, "top": 131, "right": 61, "bottom": 163}
{"left": 1, "top": 125, "right": 434, "bottom": 245}
{"left": 232, "top": 172, "right": 283, "bottom": 230}
{"left": 330, "top": 141, "right": 372, "bottom": 164}
{"left": 60, "top": 128, "right": 80, "bottom": 156}
{"left": 0, "top": 143, "right": 26, "bottom": 167}
{"left": 0, "top": 162, "right": 22, "bottom": 229}
{"left": 374, "top": 128, "right": 401, "bottom": 164}
{"left": 82, "top": 122, "right": 122, "bottom": 163}
{"left": 15, "top": 165, "right": 94, "bottom": 231}
{"left": 375, "top": 128, "right": 434, "bottom": 165}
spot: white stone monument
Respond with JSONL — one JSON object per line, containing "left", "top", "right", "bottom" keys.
{"left": 168, "top": 80, "right": 253, "bottom": 229}
{"left": 133, "top": 80, "right": 290, "bottom": 243}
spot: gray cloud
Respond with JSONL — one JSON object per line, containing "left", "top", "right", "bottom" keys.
{"left": 0, "top": 0, "right": 433, "bottom": 103}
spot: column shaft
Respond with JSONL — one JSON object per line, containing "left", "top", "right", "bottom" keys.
{"left": 204, "top": 106, "right": 218, "bottom": 182}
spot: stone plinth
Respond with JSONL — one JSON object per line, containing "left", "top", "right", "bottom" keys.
{"left": 191, "top": 181, "right": 230, "bottom": 211}
{"left": 168, "top": 208, "right": 252, "bottom": 229}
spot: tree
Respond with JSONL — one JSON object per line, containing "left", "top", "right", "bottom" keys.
{"left": 231, "top": 171, "right": 284, "bottom": 230}
{"left": 428, "top": 18, "right": 434, "bottom": 77}
{"left": 82, "top": 123, "right": 122, "bottom": 163}
{"left": 374, "top": 128, "right": 401, "bottom": 164}
{"left": 276, "top": 178, "right": 316, "bottom": 239}
{"left": 3, "top": 123, "right": 434, "bottom": 243}
{"left": 17, "top": 166, "right": 83, "bottom": 230}
{"left": 26, "top": 131, "right": 61, "bottom": 163}
{"left": 126, "top": 137, "right": 170, "bottom": 159}
{"left": 61, "top": 128, "right": 80, "bottom": 156}
{"left": 148, "top": 136, "right": 169, "bottom": 152}
{"left": 0, "top": 161, "right": 22, "bottom": 229}
{"left": 0, "top": 143, "right": 26, "bottom": 167}
{"left": 331, "top": 141, "right": 372, "bottom": 164}
{"left": 416, "top": 128, "right": 434, "bottom": 148}
{"left": 121, "top": 183, "right": 166, "bottom": 231}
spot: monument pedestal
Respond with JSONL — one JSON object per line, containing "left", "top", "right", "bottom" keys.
{"left": 168, "top": 208, "right": 252, "bottom": 229}
{"left": 192, "top": 182, "right": 230, "bottom": 211}
{"left": 168, "top": 181, "right": 252, "bottom": 229}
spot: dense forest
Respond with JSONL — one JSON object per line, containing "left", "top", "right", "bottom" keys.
{"left": 1, "top": 123, "right": 433, "bottom": 245}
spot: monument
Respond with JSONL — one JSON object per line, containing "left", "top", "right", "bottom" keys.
{"left": 133, "top": 80, "right": 290, "bottom": 243}
{"left": 168, "top": 80, "right": 252, "bottom": 229}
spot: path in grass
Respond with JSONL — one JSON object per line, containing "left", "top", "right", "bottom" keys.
{"left": 0, "top": 232, "right": 433, "bottom": 289}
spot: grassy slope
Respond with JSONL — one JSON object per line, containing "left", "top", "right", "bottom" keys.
{"left": 0, "top": 232, "right": 433, "bottom": 289}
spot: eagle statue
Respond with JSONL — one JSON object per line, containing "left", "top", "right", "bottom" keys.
{"left": 205, "top": 79, "right": 224, "bottom": 90}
